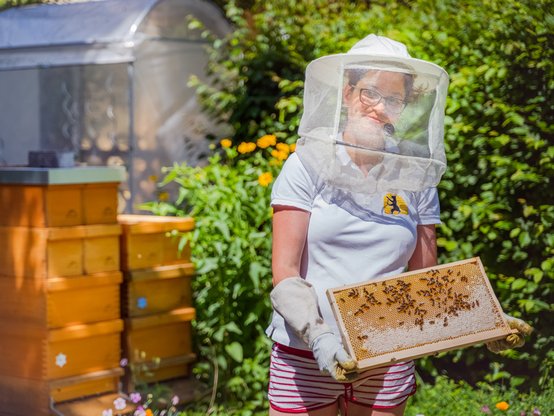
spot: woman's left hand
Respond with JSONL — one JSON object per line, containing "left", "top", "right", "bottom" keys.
{"left": 486, "top": 314, "right": 533, "bottom": 353}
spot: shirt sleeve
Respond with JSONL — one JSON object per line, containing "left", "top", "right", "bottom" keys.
{"left": 415, "top": 187, "right": 441, "bottom": 225}
{"left": 271, "top": 153, "right": 317, "bottom": 212}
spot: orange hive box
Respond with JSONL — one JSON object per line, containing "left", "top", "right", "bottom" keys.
{"left": 123, "top": 263, "right": 195, "bottom": 318}
{"left": 326, "top": 257, "right": 513, "bottom": 370}
{"left": 0, "top": 224, "right": 121, "bottom": 278}
{"left": 0, "top": 170, "right": 122, "bottom": 227}
{"left": 123, "top": 307, "right": 196, "bottom": 391}
{"left": 118, "top": 214, "right": 194, "bottom": 271}
{"left": 0, "top": 271, "right": 122, "bottom": 328}
{"left": 0, "top": 319, "right": 124, "bottom": 413}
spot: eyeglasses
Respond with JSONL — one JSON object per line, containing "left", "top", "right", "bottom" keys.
{"left": 354, "top": 86, "right": 407, "bottom": 114}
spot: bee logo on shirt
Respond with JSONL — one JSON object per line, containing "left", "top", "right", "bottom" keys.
{"left": 383, "top": 193, "right": 408, "bottom": 215}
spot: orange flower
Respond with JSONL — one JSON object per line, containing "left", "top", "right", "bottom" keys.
{"left": 258, "top": 172, "right": 273, "bottom": 187}
{"left": 145, "top": 409, "right": 154, "bottom": 416}
{"left": 276, "top": 142, "right": 290, "bottom": 153}
{"left": 290, "top": 143, "right": 296, "bottom": 152}
{"left": 271, "top": 149, "right": 289, "bottom": 161}
{"left": 220, "top": 138, "right": 232, "bottom": 148}
{"left": 238, "top": 142, "right": 256, "bottom": 154}
{"left": 495, "top": 402, "right": 509, "bottom": 411}
{"left": 257, "top": 134, "right": 277, "bottom": 149}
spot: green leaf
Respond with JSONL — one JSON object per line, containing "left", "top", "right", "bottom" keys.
{"left": 511, "top": 278, "right": 528, "bottom": 291}
{"left": 214, "top": 218, "right": 231, "bottom": 241}
{"left": 225, "top": 342, "right": 244, "bottom": 363}
{"left": 249, "top": 261, "right": 263, "bottom": 290}
{"left": 225, "top": 321, "right": 243, "bottom": 335}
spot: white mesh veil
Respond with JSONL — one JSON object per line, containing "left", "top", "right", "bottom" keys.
{"left": 296, "top": 35, "right": 449, "bottom": 202}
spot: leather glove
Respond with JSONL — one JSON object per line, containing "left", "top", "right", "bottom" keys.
{"left": 486, "top": 313, "right": 533, "bottom": 353}
{"left": 270, "top": 277, "right": 358, "bottom": 381}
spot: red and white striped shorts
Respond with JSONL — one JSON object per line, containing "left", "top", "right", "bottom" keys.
{"left": 268, "top": 343, "right": 416, "bottom": 413}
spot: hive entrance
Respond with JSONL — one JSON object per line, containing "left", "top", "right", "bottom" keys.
{"left": 327, "top": 258, "right": 512, "bottom": 369}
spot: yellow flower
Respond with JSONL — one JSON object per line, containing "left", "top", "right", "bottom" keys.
{"left": 158, "top": 191, "right": 169, "bottom": 201}
{"left": 258, "top": 172, "right": 273, "bottom": 187}
{"left": 238, "top": 142, "right": 256, "bottom": 154}
{"left": 276, "top": 142, "right": 290, "bottom": 153}
{"left": 257, "top": 134, "right": 277, "bottom": 149}
{"left": 148, "top": 175, "right": 158, "bottom": 182}
{"left": 290, "top": 143, "right": 296, "bottom": 152}
{"left": 495, "top": 402, "right": 509, "bottom": 411}
{"left": 220, "top": 138, "right": 232, "bottom": 148}
{"left": 271, "top": 149, "right": 289, "bottom": 161}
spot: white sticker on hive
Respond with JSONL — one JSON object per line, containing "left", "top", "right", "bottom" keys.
{"left": 326, "top": 257, "right": 513, "bottom": 370}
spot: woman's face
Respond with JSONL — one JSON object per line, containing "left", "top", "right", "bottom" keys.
{"left": 342, "top": 70, "right": 407, "bottom": 150}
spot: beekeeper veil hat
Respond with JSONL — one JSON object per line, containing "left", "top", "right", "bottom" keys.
{"left": 296, "top": 34, "right": 449, "bottom": 196}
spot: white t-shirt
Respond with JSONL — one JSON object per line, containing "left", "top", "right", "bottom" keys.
{"left": 267, "top": 151, "right": 441, "bottom": 349}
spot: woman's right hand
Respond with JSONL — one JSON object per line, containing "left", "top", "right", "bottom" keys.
{"left": 312, "top": 332, "right": 358, "bottom": 382}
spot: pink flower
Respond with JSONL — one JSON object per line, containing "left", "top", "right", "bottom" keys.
{"left": 481, "top": 405, "right": 491, "bottom": 414}
{"left": 113, "top": 397, "right": 127, "bottom": 410}
{"left": 533, "top": 409, "right": 541, "bottom": 416}
{"left": 120, "top": 358, "right": 128, "bottom": 367}
{"left": 102, "top": 410, "right": 113, "bottom": 416}
{"left": 130, "top": 392, "right": 142, "bottom": 403}
{"left": 171, "top": 395, "right": 179, "bottom": 406}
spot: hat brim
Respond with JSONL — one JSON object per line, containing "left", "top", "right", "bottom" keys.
{"left": 307, "top": 53, "right": 449, "bottom": 88}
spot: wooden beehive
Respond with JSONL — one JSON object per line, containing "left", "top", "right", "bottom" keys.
{"left": 0, "top": 224, "right": 121, "bottom": 278}
{"left": 123, "top": 263, "right": 195, "bottom": 318}
{"left": 118, "top": 215, "right": 194, "bottom": 271}
{"left": 0, "top": 319, "right": 124, "bottom": 412}
{"left": 123, "top": 307, "right": 196, "bottom": 389}
{"left": 327, "top": 258, "right": 513, "bottom": 370}
{"left": 0, "top": 181, "right": 120, "bottom": 227}
{"left": 0, "top": 271, "right": 122, "bottom": 328}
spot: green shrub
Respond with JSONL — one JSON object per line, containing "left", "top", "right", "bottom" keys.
{"left": 406, "top": 376, "right": 554, "bottom": 416}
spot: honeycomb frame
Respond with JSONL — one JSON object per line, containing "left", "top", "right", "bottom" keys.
{"left": 326, "top": 257, "right": 513, "bottom": 370}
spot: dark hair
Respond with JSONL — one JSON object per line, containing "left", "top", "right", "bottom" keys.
{"left": 346, "top": 65, "right": 415, "bottom": 101}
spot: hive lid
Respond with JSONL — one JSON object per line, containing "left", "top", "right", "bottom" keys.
{"left": 327, "top": 257, "right": 513, "bottom": 370}
{"left": 118, "top": 214, "right": 195, "bottom": 234}
{"left": 0, "top": 166, "right": 125, "bottom": 185}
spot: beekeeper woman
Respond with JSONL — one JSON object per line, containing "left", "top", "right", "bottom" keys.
{"left": 267, "top": 34, "right": 531, "bottom": 416}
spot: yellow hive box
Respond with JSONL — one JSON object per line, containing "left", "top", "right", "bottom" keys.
{"left": 0, "top": 182, "right": 119, "bottom": 227}
{"left": 123, "top": 263, "right": 195, "bottom": 318}
{"left": 123, "top": 307, "right": 196, "bottom": 388}
{"left": 0, "top": 224, "right": 121, "bottom": 278}
{"left": 118, "top": 215, "right": 194, "bottom": 271}
{"left": 0, "top": 271, "right": 122, "bottom": 328}
{"left": 0, "top": 319, "right": 124, "bottom": 409}
{"left": 327, "top": 258, "right": 513, "bottom": 370}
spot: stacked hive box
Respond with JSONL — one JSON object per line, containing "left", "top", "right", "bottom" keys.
{"left": 0, "top": 167, "right": 125, "bottom": 415}
{"left": 118, "top": 214, "right": 196, "bottom": 391}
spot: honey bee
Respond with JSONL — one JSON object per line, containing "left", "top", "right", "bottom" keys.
{"left": 348, "top": 288, "right": 360, "bottom": 298}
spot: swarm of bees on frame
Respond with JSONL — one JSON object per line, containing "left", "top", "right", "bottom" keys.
{"left": 336, "top": 266, "right": 482, "bottom": 343}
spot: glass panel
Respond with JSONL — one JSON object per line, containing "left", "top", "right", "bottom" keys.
{"left": 138, "top": 0, "right": 230, "bottom": 40}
